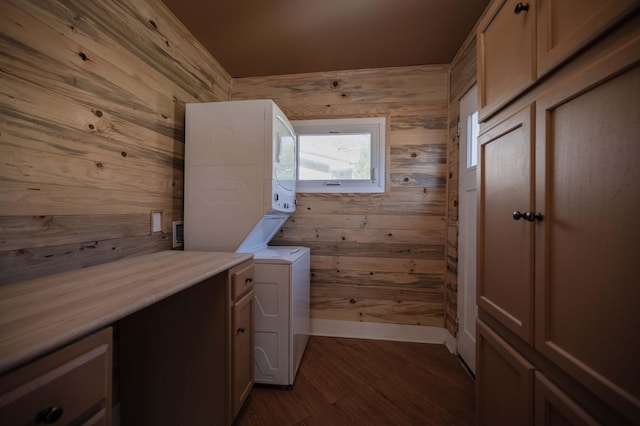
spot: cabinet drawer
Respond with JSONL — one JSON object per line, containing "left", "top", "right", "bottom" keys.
{"left": 0, "top": 328, "right": 112, "bottom": 426}
{"left": 232, "top": 261, "right": 255, "bottom": 300}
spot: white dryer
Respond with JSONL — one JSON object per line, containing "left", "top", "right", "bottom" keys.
{"left": 252, "top": 246, "right": 310, "bottom": 386}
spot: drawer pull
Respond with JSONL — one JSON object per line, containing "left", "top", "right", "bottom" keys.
{"left": 514, "top": 2, "right": 529, "bottom": 14}
{"left": 513, "top": 210, "right": 525, "bottom": 220}
{"left": 245, "top": 277, "right": 253, "bottom": 284}
{"left": 237, "top": 326, "right": 246, "bottom": 334}
{"left": 37, "top": 406, "right": 64, "bottom": 424}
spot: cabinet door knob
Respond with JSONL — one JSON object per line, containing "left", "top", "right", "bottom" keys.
{"left": 524, "top": 211, "right": 544, "bottom": 222}
{"left": 37, "top": 406, "right": 64, "bottom": 424}
{"left": 245, "top": 277, "right": 253, "bottom": 284}
{"left": 514, "top": 2, "right": 529, "bottom": 14}
{"left": 513, "top": 210, "right": 524, "bottom": 220}
{"left": 237, "top": 326, "right": 246, "bottom": 334}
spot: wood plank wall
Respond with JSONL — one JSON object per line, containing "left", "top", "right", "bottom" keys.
{"left": 232, "top": 66, "right": 450, "bottom": 327}
{"left": 0, "top": 0, "right": 231, "bottom": 284}
{"left": 446, "top": 36, "right": 478, "bottom": 335}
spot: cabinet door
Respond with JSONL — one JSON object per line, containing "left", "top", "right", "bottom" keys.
{"left": 478, "top": 106, "right": 535, "bottom": 343}
{"left": 534, "top": 372, "right": 598, "bottom": 426}
{"left": 537, "top": 0, "right": 639, "bottom": 77}
{"left": 477, "top": 320, "right": 535, "bottom": 426}
{"left": 478, "top": 0, "right": 537, "bottom": 120}
{"left": 534, "top": 42, "right": 640, "bottom": 423}
{"left": 232, "top": 289, "right": 254, "bottom": 419}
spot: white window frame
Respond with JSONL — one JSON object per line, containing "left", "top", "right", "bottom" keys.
{"left": 292, "top": 117, "right": 386, "bottom": 193}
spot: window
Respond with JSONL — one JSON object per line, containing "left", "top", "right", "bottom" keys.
{"left": 466, "top": 111, "right": 479, "bottom": 168}
{"left": 292, "top": 117, "right": 386, "bottom": 193}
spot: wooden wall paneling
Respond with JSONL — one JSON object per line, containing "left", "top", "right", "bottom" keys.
{"left": 233, "top": 65, "right": 449, "bottom": 327}
{"left": 0, "top": 214, "right": 150, "bottom": 251}
{"left": 0, "top": 0, "right": 230, "bottom": 284}
{"left": 232, "top": 66, "right": 449, "bottom": 109}
{"left": 0, "top": 233, "right": 171, "bottom": 285}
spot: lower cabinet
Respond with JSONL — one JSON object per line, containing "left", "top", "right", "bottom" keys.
{"left": 477, "top": 320, "right": 534, "bottom": 426}
{"left": 120, "top": 259, "right": 255, "bottom": 425}
{"left": 229, "top": 260, "right": 255, "bottom": 419}
{"left": 534, "top": 372, "right": 598, "bottom": 426}
{"left": 0, "top": 328, "right": 112, "bottom": 425}
{"left": 232, "top": 286, "right": 254, "bottom": 419}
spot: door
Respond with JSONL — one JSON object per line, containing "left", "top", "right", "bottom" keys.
{"left": 456, "top": 84, "right": 479, "bottom": 374}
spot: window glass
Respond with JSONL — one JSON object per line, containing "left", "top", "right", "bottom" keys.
{"left": 298, "top": 133, "right": 371, "bottom": 181}
{"left": 467, "top": 111, "right": 479, "bottom": 168}
{"left": 293, "top": 117, "right": 386, "bottom": 193}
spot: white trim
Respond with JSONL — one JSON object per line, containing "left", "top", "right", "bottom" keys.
{"left": 310, "top": 319, "right": 446, "bottom": 344}
{"left": 444, "top": 329, "right": 457, "bottom": 354}
{"left": 292, "top": 117, "right": 386, "bottom": 194}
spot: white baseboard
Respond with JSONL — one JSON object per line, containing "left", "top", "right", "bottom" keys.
{"left": 310, "top": 319, "right": 446, "bottom": 344}
{"left": 444, "top": 329, "right": 457, "bottom": 354}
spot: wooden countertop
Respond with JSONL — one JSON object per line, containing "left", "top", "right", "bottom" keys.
{"left": 0, "top": 250, "right": 253, "bottom": 375}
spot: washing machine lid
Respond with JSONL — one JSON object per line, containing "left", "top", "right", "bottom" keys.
{"left": 253, "top": 246, "right": 309, "bottom": 263}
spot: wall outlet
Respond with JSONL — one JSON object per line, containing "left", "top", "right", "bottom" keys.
{"left": 172, "top": 220, "right": 184, "bottom": 249}
{"left": 150, "top": 210, "right": 163, "bottom": 234}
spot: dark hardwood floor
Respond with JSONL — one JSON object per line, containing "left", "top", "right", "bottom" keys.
{"left": 235, "top": 336, "right": 475, "bottom": 425}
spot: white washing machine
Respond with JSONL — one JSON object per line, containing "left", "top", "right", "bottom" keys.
{"left": 252, "top": 246, "right": 310, "bottom": 386}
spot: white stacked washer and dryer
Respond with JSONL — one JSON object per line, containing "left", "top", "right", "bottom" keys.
{"left": 183, "top": 99, "right": 310, "bottom": 386}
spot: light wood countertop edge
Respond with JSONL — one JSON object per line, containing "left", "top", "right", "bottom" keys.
{"left": 0, "top": 250, "right": 253, "bottom": 375}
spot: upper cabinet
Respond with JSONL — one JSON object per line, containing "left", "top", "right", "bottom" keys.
{"left": 478, "top": 0, "right": 640, "bottom": 120}
{"left": 537, "top": 0, "right": 639, "bottom": 77}
{"left": 478, "top": 0, "right": 537, "bottom": 121}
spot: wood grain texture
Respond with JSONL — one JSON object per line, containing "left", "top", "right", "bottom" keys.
{"left": 232, "top": 65, "right": 449, "bottom": 327}
{"left": 0, "top": 0, "right": 231, "bottom": 283}
{"left": 0, "top": 250, "right": 251, "bottom": 375}
{"left": 236, "top": 336, "right": 475, "bottom": 425}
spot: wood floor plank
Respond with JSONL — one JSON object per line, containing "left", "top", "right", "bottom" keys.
{"left": 236, "top": 336, "right": 475, "bottom": 425}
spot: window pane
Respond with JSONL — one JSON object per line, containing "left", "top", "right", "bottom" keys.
{"left": 467, "top": 111, "right": 479, "bottom": 168}
{"left": 298, "top": 133, "right": 371, "bottom": 181}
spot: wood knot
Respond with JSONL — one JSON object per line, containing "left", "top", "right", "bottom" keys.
{"left": 95, "top": 110, "right": 103, "bottom": 117}
{"left": 78, "top": 52, "right": 88, "bottom": 61}
{"left": 349, "top": 299, "right": 356, "bottom": 304}
{"left": 411, "top": 152, "right": 417, "bottom": 158}
{"left": 121, "top": 151, "right": 127, "bottom": 157}
{"left": 88, "top": 124, "right": 95, "bottom": 130}
{"left": 149, "top": 20, "right": 157, "bottom": 29}
{"left": 403, "top": 177, "right": 409, "bottom": 182}
{"left": 96, "top": 162, "right": 103, "bottom": 168}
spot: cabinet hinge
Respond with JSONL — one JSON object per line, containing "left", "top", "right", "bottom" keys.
{"left": 454, "top": 317, "right": 459, "bottom": 335}
{"left": 457, "top": 121, "right": 461, "bottom": 138}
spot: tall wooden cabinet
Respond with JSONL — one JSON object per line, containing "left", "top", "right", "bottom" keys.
{"left": 476, "top": 1, "right": 640, "bottom": 424}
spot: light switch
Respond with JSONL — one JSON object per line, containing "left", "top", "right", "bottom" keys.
{"left": 151, "top": 211, "right": 162, "bottom": 233}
